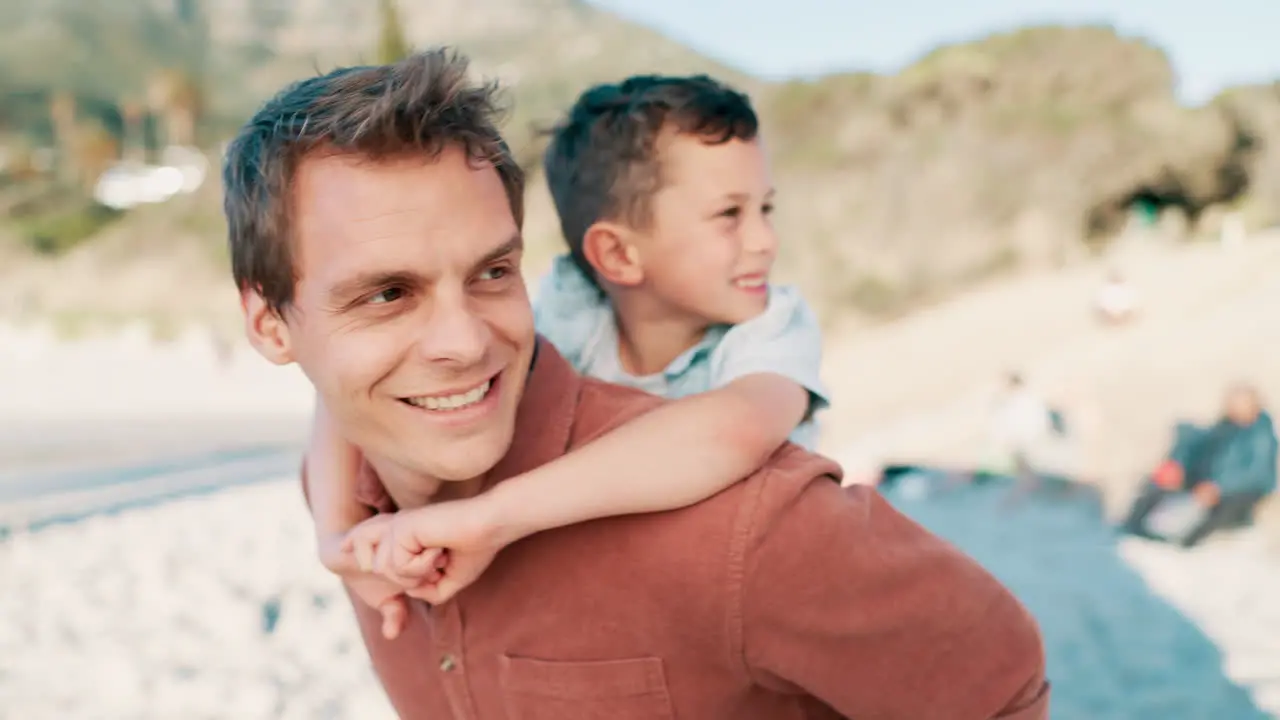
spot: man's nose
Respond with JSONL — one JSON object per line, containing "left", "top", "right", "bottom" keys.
{"left": 417, "top": 293, "right": 489, "bottom": 367}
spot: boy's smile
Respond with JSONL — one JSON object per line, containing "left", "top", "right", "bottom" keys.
{"left": 636, "top": 134, "right": 778, "bottom": 326}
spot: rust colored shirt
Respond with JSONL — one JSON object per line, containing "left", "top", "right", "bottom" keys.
{"left": 320, "top": 339, "right": 1050, "bottom": 719}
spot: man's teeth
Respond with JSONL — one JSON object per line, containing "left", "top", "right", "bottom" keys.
{"left": 406, "top": 380, "right": 492, "bottom": 411}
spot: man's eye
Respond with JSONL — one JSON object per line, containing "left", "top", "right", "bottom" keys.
{"left": 478, "top": 266, "right": 509, "bottom": 282}
{"left": 368, "top": 287, "right": 405, "bottom": 305}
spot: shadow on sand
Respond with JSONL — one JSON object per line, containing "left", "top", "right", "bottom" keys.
{"left": 879, "top": 467, "right": 1268, "bottom": 720}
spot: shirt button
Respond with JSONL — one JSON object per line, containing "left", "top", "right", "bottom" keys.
{"left": 440, "top": 654, "right": 458, "bottom": 672}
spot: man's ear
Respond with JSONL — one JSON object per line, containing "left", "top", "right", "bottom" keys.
{"left": 581, "top": 221, "right": 644, "bottom": 288}
{"left": 241, "top": 289, "right": 295, "bottom": 365}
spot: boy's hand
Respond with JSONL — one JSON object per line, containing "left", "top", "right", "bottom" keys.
{"left": 344, "top": 514, "right": 447, "bottom": 591}
{"left": 344, "top": 497, "right": 509, "bottom": 606}
{"left": 348, "top": 574, "right": 411, "bottom": 641}
{"left": 328, "top": 513, "right": 440, "bottom": 640}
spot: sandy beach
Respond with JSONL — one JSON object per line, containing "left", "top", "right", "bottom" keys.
{"left": 2, "top": 467, "right": 1278, "bottom": 719}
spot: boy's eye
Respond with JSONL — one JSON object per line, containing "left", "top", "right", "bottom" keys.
{"left": 368, "top": 287, "right": 406, "bottom": 305}
{"left": 762, "top": 202, "right": 774, "bottom": 216}
{"left": 719, "top": 206, "right": 742, "bottom": 220}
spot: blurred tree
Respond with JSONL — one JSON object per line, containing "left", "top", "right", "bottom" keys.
{"left": 71, "top": 119, "right": 120, "bottom": 191}
{"left": 49, "top": 91, "right": 78, "bottom": 183}
{"left": 148, "top": 68, "right": 202, "bottom": 148}
{"left": 120, "top": 97, "right": 147, "bottom": 162}
{"left": 376, "top": 0, "right": 412, "bottom": 64}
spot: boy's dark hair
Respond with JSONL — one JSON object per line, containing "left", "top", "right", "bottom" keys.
{"left": 223, "top": 48, "right": 524, "bottom": 314}
{"left": 542, "top": 74, "right": 758, "bottom": 285}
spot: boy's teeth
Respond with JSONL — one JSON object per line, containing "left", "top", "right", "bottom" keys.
{"left": 735, "top": 277, "right": 765, "bottom": 288}
{"left": 406, "top": 380, "right": 491, "bottom": 411}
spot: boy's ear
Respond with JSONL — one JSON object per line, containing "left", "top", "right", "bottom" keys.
{"left": 581, "top": 221, "right": 643, "bottom": 287}
{"left": 241, "top": 289, "right": 296, "bottom": 366}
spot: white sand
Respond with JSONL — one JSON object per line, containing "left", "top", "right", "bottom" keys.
{"left": 0, "top": 320, "right": 315, "bottom": 423}
{"left": 2, "top": 478, "right": 1278, "bottom": 719}
{"left": 820, "top": 232, "right": 1280, "bottom": 515}
{"left": 0, "top": 481, "right": 393, "bottom": 720}
{"left": 1122, "top": 536, "right": 1280, "bottom": 715}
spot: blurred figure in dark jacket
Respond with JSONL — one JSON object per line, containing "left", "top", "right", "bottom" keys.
{"left": 1121, "top": 383, "right": 1277, "bottom": 547}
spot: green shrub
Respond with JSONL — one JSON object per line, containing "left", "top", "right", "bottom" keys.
{"left": 19, "top": 202, "right": 123, "bottom": 255}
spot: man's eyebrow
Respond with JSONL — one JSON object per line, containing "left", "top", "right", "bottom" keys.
{"left": 327, "top": 270, "right": 423, "bottom": 305}
{"left": 326, "top": 235, "right": 523, "bottom": 305}
{"left": 469, "top": 234, "right": 524, "bottom": 273}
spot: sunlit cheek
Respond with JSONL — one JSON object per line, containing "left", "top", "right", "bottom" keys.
{"left": 479, "top": 287, "right": 535, "bottom": 345}
{"left": 318, "top": 324, "right": 408, "bottom": 404}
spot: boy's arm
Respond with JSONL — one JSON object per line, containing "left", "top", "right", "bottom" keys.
{"left": 305, "top": 393, "right": 376, "bottom": 574}
{"left": 476, "top": 284, "right": 826, "bottom": 546}
{"left": 478, "top": 372, "right": 809, "bottom": 544}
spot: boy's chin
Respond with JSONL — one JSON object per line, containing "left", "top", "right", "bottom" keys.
{"left": 715, "top": 297, "right": 769, "bottom": 324}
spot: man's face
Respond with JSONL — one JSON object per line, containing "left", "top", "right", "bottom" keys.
{"left": 636, "top": 134, "right": 778, "bottom": 326}
{"left": 252, "top": 148, "right": 534, "bottom": 489}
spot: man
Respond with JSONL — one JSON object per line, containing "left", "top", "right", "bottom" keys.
{"left": 225, "top": 48, "right": 1049, "bottom": 719}
{"left": 1122, "top": 383, "right": 1277, "bottom": 547}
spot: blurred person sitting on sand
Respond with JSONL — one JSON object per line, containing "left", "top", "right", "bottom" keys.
{"left": 1121, "top": 383, "right": 1278, "bottom": 548}
{"left": 981, "top": 372, "right": 1056, "bottom": 479}
{"left": 1093, "top": 269, "right": 1138, "bottom": 326}
{"left": 308, "top": 72, "right": 830, "bottom": 624}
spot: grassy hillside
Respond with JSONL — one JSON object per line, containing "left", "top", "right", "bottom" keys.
{"left": 2, "top": 3, "right": 1279, "bottom": 336}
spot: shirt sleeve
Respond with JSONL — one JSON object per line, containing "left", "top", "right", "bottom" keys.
{"left": 737, "top": 459, "right": 1050, "bottom": 719}
{"left": 709, "top": 284, "right": 829, "bottom": 414}
{"left": 531, "top": 254, "right": 612, "bottom": 370}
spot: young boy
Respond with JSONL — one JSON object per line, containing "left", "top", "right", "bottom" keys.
{"left": 308, "top": 74, "right": 829, "bottom": 635}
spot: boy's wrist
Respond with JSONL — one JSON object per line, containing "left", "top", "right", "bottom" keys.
{"left": 474, "top": 479, "right": 545, "bottom": 548}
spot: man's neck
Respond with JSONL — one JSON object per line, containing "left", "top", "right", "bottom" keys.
{"left": 610, "top": 292, "right": 708, "bottom": 376}
{"left": 366, "top": 456, "right": 487, "bottom": 510}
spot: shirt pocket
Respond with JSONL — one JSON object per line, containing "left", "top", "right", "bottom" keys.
{"left": 499, "top": 654, "right": 675, "bottom": 720}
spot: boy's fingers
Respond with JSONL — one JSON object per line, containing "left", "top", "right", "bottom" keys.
{"left": 396, "top": 551, "right": 441, "bottom": 579}
{"left": 378, "top": 596, "right": 408, "bottom": 640}
{"left": 407, "top": 577, "right": 460, "bottom": 605}
{"left": 374, "top": 530, "right": 397, "bottom": 577}
{"left": 317, "top": 534, "right": 357, "bottom": 574}
{"left": 353, "top": 536, "right": 378, "bottom": 573}
{"left": 393, "top": 545, "right": 446, "bottom": 577}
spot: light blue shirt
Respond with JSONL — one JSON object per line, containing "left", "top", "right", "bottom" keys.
{"left": 532, "top": 255, "right": 829, "bottom": 449}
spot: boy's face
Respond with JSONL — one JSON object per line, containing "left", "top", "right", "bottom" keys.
{"left": 635, "top": 133, "right": 777, "bottom": 326}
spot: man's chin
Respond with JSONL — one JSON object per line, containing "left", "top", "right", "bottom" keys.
{"left": 413, "top": 431, "right": 514, "bottom": 485}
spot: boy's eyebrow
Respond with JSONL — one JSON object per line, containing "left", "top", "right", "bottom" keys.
{"left": 719, "top": 188, "right": 776, "bottom": 203}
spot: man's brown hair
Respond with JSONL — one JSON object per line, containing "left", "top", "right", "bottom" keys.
{"left": 223, "top": 48, "right": 525, "bottom": 313}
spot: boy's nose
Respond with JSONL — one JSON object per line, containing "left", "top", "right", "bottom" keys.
{"left": 743, "top": 216, "right": 778, "bottom": 257}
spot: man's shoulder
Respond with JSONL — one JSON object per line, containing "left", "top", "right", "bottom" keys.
{"left": 567, "top": 376, "right": 850, "bottom": 567}
{"left": 732, "top": 445, "right": 849, "bottom": 547}
{"left": 570, "top": 377, "right": 843, "bottom": 499}
{"left": 570, "top": 376, "right": 669, "bottom": 446}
